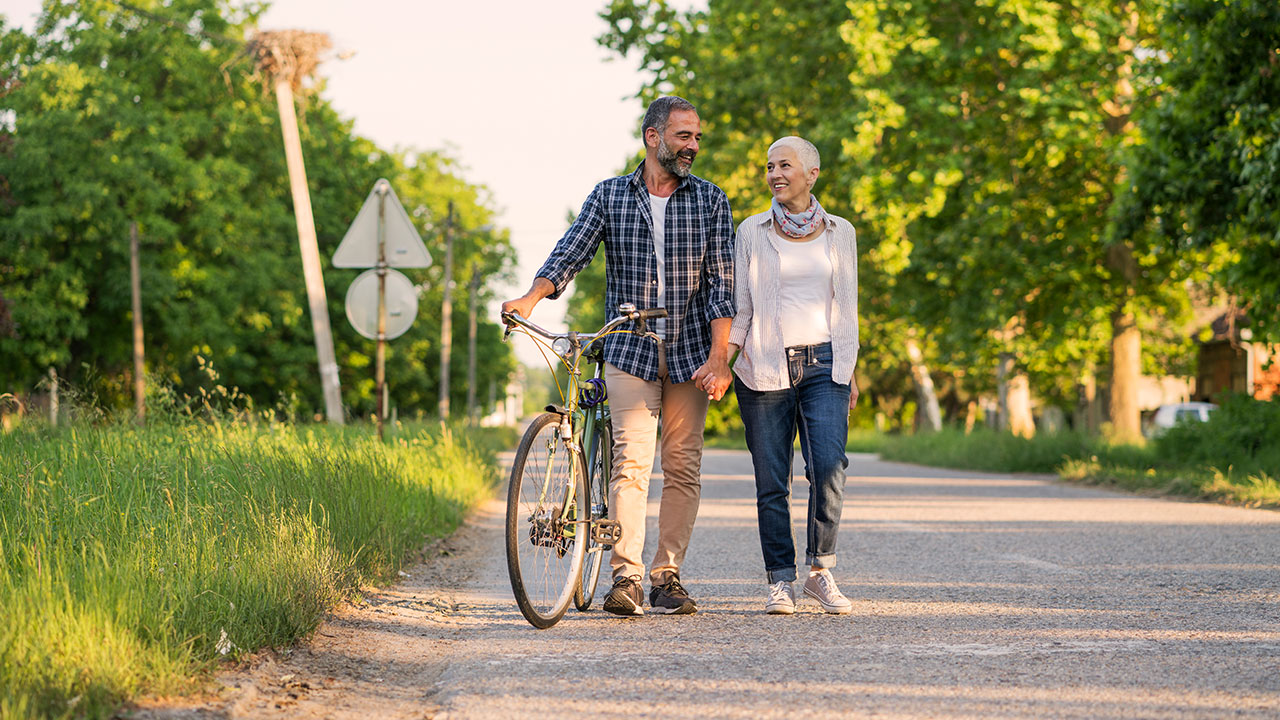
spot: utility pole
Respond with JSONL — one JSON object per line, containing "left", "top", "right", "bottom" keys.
{"left": 48, "top": 367, "right": 58, "bottom": 427}
{"left": 467, "top": 267, "right": 480, "bottom": 424}
{"left": 130, "top": 221, "right": 145, "bottom": 425}
{"left": 439, "top": 200, "right": 455, "bottom": 420}
{"left": 251, "top": 31, "right": 344, "bottom": 424}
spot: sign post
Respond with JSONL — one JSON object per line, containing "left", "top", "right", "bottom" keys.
{"left": 335, "top": 179, "right": 431, "bottom": 440}
{"left": 375, "top": 184, "right": 389, "bottom": 441}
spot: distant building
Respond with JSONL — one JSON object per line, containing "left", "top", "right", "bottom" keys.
{"left": 1194, "top": 312, "right": 1279, "bottom": 401}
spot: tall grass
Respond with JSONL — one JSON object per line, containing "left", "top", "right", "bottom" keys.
{"left": 0, "top": 421, "right": 498, "bottom": 719}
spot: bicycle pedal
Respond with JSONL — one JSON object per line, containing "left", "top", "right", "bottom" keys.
{"left": 591, "top": 519, "right": 622, "bottom": 545}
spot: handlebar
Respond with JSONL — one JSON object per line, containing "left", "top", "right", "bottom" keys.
{"left": 501, "top": 304, "right": 667, "bottom": 349}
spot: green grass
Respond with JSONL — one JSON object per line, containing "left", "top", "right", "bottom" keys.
{"left": 706, "top": 395, "right": 1280, "bottom": 509}
{"left": 878, "top": 428, "right": 1097, "bottom": 474}
{"left": 875, "top": 419, "right": 1279, "bottom": 509}
{"left": 1059, "top": 457, "right": 1280, "bottom": 507}
{"left": 0, "top": 420, "right": 500, "bottom": 719}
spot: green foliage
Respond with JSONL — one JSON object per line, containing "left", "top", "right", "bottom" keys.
{"left": 0, "top": 419, "right": 495, "bottom": 719}
{"left": 702, "top": 383, "right": 741, "bottom": 437}
{"left": 1156, "top": 394, "right": 1280, "bottom": 475}
{"left": 597, "top": 0, "right": 1212, "bottom": 421}
{"left": 599, "top": 0, "right": 923, "bottom": 413}
{"left": 1118, "top": 0, "right": 1280, "bottom": 338}
{"left": 0, "top": 1, "right": 516, "bottom": 418}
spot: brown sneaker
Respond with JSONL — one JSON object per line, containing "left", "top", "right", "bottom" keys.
{"left": 603, "top": 575, "right": 644, "bottom": 616}
{"left": 648, "top": 574, "right": 697, "bottom": 615}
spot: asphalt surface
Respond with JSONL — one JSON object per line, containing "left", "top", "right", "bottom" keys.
{"left": 137, "top": 448, "right": 1280, "bottom": 719}
{"left": 429, "top": 449, "right": 1280, "bottom": 719}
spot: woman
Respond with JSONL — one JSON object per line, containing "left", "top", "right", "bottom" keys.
{"left": 727, "top": 135, "right": 860, "bottom": 614}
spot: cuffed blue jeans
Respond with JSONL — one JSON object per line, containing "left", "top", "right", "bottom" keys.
{"left": 735, "top": 342, "right": 851, "bottom": 584}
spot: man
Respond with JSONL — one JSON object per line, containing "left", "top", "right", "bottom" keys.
{"left": 502, "top": 96, "right": 735, "bottom": 616}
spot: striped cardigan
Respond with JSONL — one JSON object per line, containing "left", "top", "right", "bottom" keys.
{"left": 728, "top": 209, "right": 860, "bottom": 391}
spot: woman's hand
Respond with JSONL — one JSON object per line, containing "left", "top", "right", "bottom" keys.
{"left": 849, "top": 376, "right": 860, "bottom": 410}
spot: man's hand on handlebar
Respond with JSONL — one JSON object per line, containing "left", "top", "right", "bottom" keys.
{"left": 501, "top": 278, "right": 556, "bottom": 329}
{"left": 500, "top": 296, "right": 537, "bottom": 325}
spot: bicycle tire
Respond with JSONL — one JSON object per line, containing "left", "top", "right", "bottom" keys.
{"left": 574, "top": 417, "right": 612, "bottom": 611}
{"left": 506, "top": 412, "right": 587, "bottom": 629}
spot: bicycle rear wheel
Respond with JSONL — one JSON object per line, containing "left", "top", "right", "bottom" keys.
{"left": 574, "top": 417, "right": 612, "bottom": 611}
{"left": 506, "top": 412, "right": 587, "bottom": 629}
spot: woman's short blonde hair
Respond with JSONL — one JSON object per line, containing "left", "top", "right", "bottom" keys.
{"left": 768, "top": 136, "right": 821, "bottom": 174}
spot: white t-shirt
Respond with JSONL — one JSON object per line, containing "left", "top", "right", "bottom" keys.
{"left": 776, "top": 229, "right": 833, "bottom": 347}
{"left": 649, "top": 193, "right": 669, "bottom": 338}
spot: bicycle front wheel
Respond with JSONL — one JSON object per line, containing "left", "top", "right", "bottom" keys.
{"left": 506, "top": 412, "right": 587, "bottom": 629}
{"left": 574, "top": 417, "right": 612, "bottom": 611}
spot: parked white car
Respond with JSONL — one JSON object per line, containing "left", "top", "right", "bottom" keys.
{"left": 1148, "top": 401, "right": 1217, "bottom": 436}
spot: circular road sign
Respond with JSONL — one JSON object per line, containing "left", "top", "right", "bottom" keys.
{"left": 344, "top": 268, "right": 419, "bottom": 340}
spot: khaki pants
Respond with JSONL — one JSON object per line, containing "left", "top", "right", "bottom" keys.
{"left": 605, "top": 352, "right": 710, "bottom": 584}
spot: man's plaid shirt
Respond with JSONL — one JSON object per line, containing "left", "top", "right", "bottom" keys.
{"left": 536, "top": 163, "right": 735, "bottom": 384}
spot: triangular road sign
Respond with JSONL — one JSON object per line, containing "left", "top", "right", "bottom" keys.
{"left": 333, "top": 179, "right": 432, "bottom": 268}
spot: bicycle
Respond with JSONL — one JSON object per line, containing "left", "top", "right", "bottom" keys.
{"left": 500, "top": 303, "right": 666, "bottom": 629}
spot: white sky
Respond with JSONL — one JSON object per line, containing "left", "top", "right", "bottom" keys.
{"left": 5, "top": 0, "right": 681, "bottom": 367}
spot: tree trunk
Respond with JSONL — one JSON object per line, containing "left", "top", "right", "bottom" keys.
{"left": 1110, "top": 304, "right": 1142, "bottom": 443}
{"left": 1007, "top": 370, "right": 1035, "bottom": 438}
{"left": 996, "top": 353, "right": 1013, "bottom": 431}
{"left": 1075, "top": 364, "right": 1104, "bottom": 435}
{"left": 997, "top": 353, "right": 1035, "bottom": 438}
{"left": 1102, "top": 4, "right": 1143, "bottom": 444}
{"left": 904, "top": 336, "right": 942, "bottom": 432}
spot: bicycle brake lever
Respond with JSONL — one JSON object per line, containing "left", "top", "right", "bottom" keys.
{"left": 642, "top": 331, "right": 663, "bottom": 346}
{"left": 500, "top": 311, "right": 515, "bottom": 341}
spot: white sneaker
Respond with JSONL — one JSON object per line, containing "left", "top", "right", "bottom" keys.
{"left": 803, "top": 569, "right": 852, "bottom": 614}
{"left": 764, "top": 580, "right": 795, "bottom": 615}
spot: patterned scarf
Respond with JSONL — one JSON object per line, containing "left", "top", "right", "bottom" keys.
{"left": 771, "top": 195, "right": 827, "bottom": 238}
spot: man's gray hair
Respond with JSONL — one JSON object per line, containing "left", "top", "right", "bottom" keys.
{"left": 768, "top": 136, "right": 821, "bottom": 174}
{"left": 642, "top": 96, "right": 698, "bottom": 138}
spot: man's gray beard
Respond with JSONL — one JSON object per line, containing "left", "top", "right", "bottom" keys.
{"left": 658, "top": 137, "right": 692, "bottom": 178}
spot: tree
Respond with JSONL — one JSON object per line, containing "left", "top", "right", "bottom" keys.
{"left": 0, "top": 1, "right": 516, "bottom": 419}
{"left": 602, "top": 0, "right": 1199, "bottom": 440}
{"left": 1117, "top": 0, "right": 1280, "bottom": 340}
{"left": 599, "top": 0, "right": 929, "bottom": 430}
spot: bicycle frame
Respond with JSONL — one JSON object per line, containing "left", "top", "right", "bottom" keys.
{"left": 501, "top": 304, "right": 665, "bottom": 626}
{"left": 502, "top": 306, "right": 663, "bottom": 527}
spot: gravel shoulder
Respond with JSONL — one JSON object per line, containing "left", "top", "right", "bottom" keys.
{"left": 127, "top": 449, "right": 1280, "bottom": 719}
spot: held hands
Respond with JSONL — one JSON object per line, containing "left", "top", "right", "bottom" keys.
{"left": 691, "top": 358, "right": 732, "bottom": 402}
{"left": 850, "top": 376, "right": 860, "bottom": 411}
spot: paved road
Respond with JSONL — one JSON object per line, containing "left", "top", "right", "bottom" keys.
{"left": 141, "top": 449, "right": 1280, "bottom": 719}
{"left": 424, "top": 449, "right": 1280, "bottom": 719}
